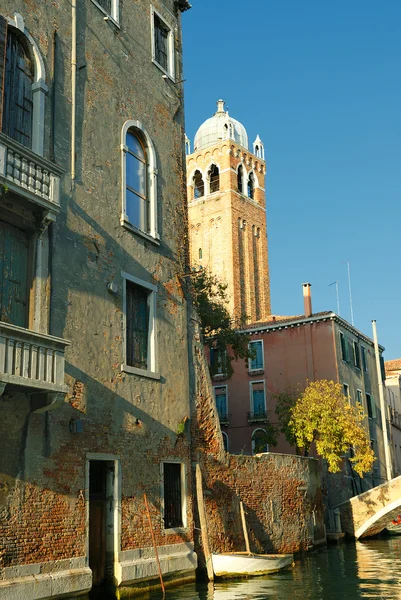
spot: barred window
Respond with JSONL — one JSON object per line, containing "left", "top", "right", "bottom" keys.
{"left": 163, "top": 463, "right": 183, "bottom": 529}
{"left": 152, "top": 9, "right": 174, "bottom": 79}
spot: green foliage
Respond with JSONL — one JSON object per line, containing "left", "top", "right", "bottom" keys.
{"left": 190, "top": 270, "right": 252, "bottom": 378}
{"left": 253, "top": 423, "right": 278, "bottom": 452}
{"left": 288, "top": 380, "right": 374, "bottom": 476}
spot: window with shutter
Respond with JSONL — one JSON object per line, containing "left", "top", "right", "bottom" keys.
{"left": 0, "top": 220, "right": 29, "bottom": 327}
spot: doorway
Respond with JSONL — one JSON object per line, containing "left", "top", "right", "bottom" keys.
{"left": 88, "top": 459, "right": 116, "bottom": 586}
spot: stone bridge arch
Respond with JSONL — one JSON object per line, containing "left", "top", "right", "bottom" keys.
{"left": 336, "top": 475, "right": 401, "bottom": 539}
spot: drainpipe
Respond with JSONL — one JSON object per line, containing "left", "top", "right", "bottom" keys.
{"left": 71, "top": 0, "right": 77, "bottom": 185}
{"left": 372, "top": 320, "right": 392, "bottom": 481}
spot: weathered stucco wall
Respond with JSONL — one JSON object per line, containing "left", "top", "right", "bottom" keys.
{"left": 0, "top": 0, "right": 195, "bottom": 596}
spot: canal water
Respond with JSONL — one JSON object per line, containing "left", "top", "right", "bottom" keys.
{"left": 83, "top": 538, "right": 401, "bottom": 600}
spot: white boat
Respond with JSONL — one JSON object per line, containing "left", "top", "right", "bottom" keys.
{"left": 211, "top": 551, "right": 293, "bottom": 578}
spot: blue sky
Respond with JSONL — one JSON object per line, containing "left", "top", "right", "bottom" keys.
{"left": 182, "top": 1, "right": 401, "bottom": 360}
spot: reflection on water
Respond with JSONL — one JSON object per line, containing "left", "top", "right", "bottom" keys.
{"left": 77, "top": 538, "right": 401, "bottom": 600}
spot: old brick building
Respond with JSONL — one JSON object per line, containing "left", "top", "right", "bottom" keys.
{"left": 186, "top": 100, "right": 271, "bottom": 324}
{"left": 0, "top": 0, "right": 196, "bottom": 597}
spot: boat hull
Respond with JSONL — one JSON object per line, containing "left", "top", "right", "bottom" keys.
{"left": 211, "top": 552, "right": 293, "bottom": 578}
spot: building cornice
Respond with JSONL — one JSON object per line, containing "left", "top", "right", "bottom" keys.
{"left": 241, "top": 312, "right": 385, "bottom": 352}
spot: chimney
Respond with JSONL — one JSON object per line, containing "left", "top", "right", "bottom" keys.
{"left": 302, "top": 283, "right": 312, "bottom": 317}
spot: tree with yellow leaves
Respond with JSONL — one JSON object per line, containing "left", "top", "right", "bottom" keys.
{"left": 288, "top": 380, "right": 374, "bottom": 476}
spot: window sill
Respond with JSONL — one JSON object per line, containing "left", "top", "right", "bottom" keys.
{"left": 248, "top": 369, "right": 264, "bottom": 376}
{"left": 152, "top": 59, "right": 175, "bottom": 82}
{"left": 163, "top": 526, "right": 189, "bottom": 535}
{"left": 90, "top": 0, "right": 120, "bottom": 27}
{"left": 212, "top": 373, "right": 227, "bottom": 381}
{"left": 121, "top": 364, "right": 160, "bottom": 380}
{"left": 121, "top": 218, "right": 160, "bottom": 246}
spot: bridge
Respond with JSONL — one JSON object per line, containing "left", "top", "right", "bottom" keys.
{"left": 335, "top": 475, "right": 401, "bottom": 539}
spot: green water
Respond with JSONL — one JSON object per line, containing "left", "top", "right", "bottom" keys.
{"left": 83, "top": 538, "right": 401, "bottom": 600}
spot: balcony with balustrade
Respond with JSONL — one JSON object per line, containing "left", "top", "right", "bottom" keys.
{"left": 0, "top": 322, "right": 70, "bottom": 409}
{"left": 247, "top": 409, "right": 268, "bottom": 424}
{"left": 0, "top": 132, "right": 63, "bottom": 217}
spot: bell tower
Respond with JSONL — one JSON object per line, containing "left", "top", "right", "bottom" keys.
{"left": 186, "top": 100, "right": 271, "bottom": 323}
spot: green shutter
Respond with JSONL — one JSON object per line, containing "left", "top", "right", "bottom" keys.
{"left": 0, "top": 220, "right": 29, "bottom": 327}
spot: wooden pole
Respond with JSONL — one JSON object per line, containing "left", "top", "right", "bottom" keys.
{"left": 195, "top": 463, "right": 214, "bottom": 581}
{"left": 240, "top": 501, "right": 251, "bottom": 554}
{"left": 143, "top": 493, "right": 165, "bottom": 595}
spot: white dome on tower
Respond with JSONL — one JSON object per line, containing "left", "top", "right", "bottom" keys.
{"left": 193, "top": 100, "right": 248, "bottom": 151}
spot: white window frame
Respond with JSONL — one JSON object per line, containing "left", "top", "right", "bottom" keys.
{"left": 252, "top": 428, "right": 269, "bottom": 455}
{"left": 160, "top": 461, "right": 187, "bottom": 533}
{"left": 121, "top": 120, "right": 159, "bottom": 242}
{"left": 90, "top": 0, "right": 119, "bottom": 25}
{"left": 121, "top": 271, "right": 159, "bottom": 379}
{"left": 249, "top": 379, "right": 266, "bottom": 416}
{"left": 356, "top": 389, "right": 363, "bottom": 406}
{"left": 343, "top": 383, "right": 350, "bottom": 401}
{"left": 248, "top": 339, "right": 264, "bottom": 372}
{"left": 221, "top": 431, "right": 229, "bottom": 452}
{"left": 151, "top": 6, "right": 175, "bottom": 81}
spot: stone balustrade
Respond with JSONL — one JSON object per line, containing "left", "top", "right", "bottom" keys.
{"left": 0, "top": 133, "right": 63, "bottom": 213}
{"left": 0, "top": 321, "right": 70, "bottom": 397}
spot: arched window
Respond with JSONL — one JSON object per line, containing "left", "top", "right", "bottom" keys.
{"left": 209, "top": 164, "right": 220, "bottom": 193}
{"left": 3, "top": 28, "right": 34, "bottom": 148}
{"left": 198, "top": 248, "right": 202, "bottom": 260}
{"left": 247, "top": 172, "right": 255, "bottom": 199}
{"left": 237, "top": 165, "right": 243, "bottom": 193}
{"left": 252, "top": 429, "right": 268, "bottom": 454}
{"left": 193, "top": 170, "right": 204, "bottom": 199}
{"left": 222, "top": 432, "right": 229, "bottom": 452}
{"left": 122, "top": 120, "right": 158, "bottom": 239}
{"left": 126, "top": 130, "right": 148, "bottom": 232}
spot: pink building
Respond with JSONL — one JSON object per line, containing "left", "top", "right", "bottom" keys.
{"left": 211, "top": 285, "right": 387, "bottom": 501}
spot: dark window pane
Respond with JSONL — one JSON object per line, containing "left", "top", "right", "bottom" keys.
{"left": 247, "top": 173, "right": 254, "bottom": 199}
{"left": 237, "top": 166, "right": 243, "bottom": 193}
{"left": 209, "top": 165, "right": 219, "bottom": 193}
{"left": 3, "top": 29, "right": 33, "bottom": 147}
{"left": 193, "top": 170, "right": 204, "bottom": 198}
{"left": 0, "top": 220, "right": 29, "bottom": 327}
{"left": 154, "top": 15, "right": 169, "bottom": 71}
{"left": 96, "top": 0, "right": 112, "bottom": 14}
{"left": 163, "top": 463, "right": 182, "bottom": 528}
{"left": 126, "top": 282, "right": 149, "bottom": 369}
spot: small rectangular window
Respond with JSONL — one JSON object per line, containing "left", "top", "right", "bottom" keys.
{"left": 210, "top": 347, "right": 226, "bottom": 376}
{"left": 356, "top": 389, "right": 363, "bottom": 405}
{"left": 340, "top": 332, "right": 347, "bottom": 361}
{"left": 343, "top": 383, "right": 349, "bottom": 399}
{"left": 91, "top": 0, "right": 119, "bottom": 23}
{"left": 163, "top": 462, "right": 183, "bottom": 529}
{"left": 122, "top": 273, "right": 157, "bottom": 377}
{"left": 250, "top": 381, "right": 266, "bottom": 418}
{"left": 366, "top": 393, "right": 375, "bottom": 419}
{"left": 353, "top": 341, "right": 361, "bottom": 369}
{"left": 361, "top": 346, "right": 367, "bottom": 372}
{"left": 249, "top": 340, "right": 264, "bottom": 371}
{"left": 213, "top": 385, "right": 228, "bottom": 422}
{"left": 151, "top": 8, "right": 174, "bottom": 79}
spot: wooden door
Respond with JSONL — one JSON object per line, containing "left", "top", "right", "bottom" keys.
{"left": 89, "top": 461, "right": 107, "bottom": 586}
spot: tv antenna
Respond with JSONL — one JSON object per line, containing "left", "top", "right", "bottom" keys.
{"left": 342, "top": 260, "right": 354, "bottom": 326}
{"left": 329, "top": 280, "right": 340, "bottom": 315}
